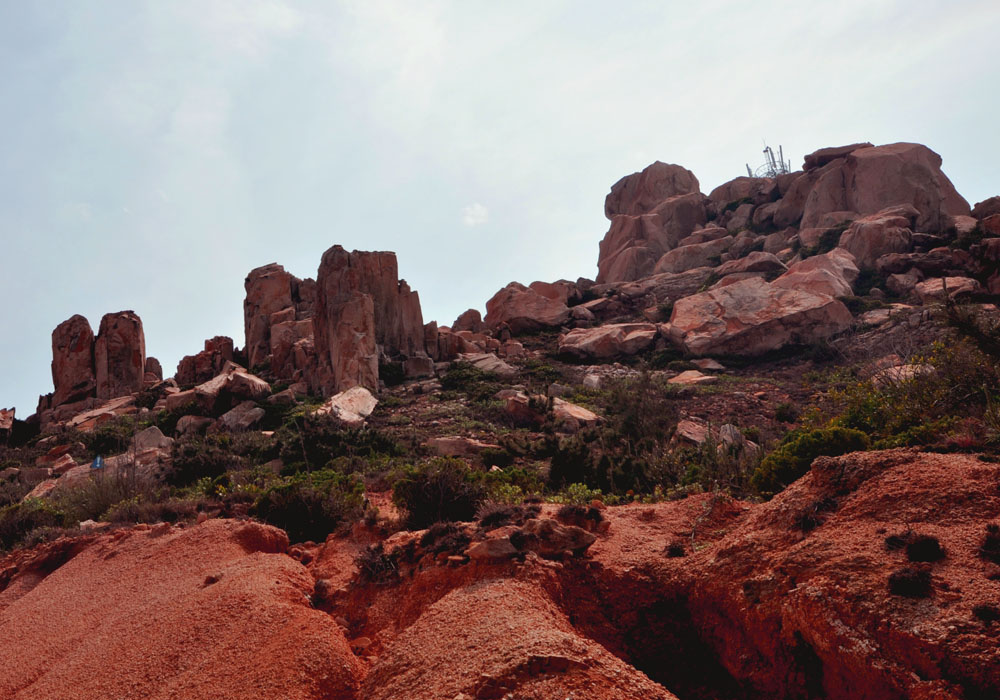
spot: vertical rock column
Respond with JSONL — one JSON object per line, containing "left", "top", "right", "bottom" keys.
{"left": 95, "top": 311, "right": 146, "bottom": 400}
{"left": 51, "top": 315, "right": 96, "bottom": 407}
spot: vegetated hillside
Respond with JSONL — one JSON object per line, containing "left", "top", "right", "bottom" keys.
{"left": 2, "top": 140, "right": 1000, "bottom": 699}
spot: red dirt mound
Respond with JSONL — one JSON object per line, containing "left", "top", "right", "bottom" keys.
{"left": 0, "top": 519, "right": 363, "bottom": 700}
{"left": 683, "top": 449, "right": 1000, "bottom": 699}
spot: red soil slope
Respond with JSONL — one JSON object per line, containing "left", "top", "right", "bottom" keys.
{"left": 1, "top": 450, "right": 998, "bottom": 699}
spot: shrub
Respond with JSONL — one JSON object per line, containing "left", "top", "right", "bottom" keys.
{"left": 84, "top": 416, "right": 148, "bottom": 456}
{"left": 973, "top": 603, "right": 1000, "bottom": 624}
{"left": 887, "top": 566, "right": 932, "bottom": 598}
{"left": 276, "top": 414, "right": 401, "bottom": 473}
{"left": 751, "top": 427, "right": 870, "bottom": 496}
{"left": 252, "top": 470, "right": 366, "bottom": 543}
{"left": 440, "top": 362, "right": 503, "bottom": 403}
{"left": 392, "top": 458, "right": 487, "bottom": 529}
{"left": 169, "top": 436, "right": 245, "bottom": 486}
{"left": 356, "top": 543, "right": 399, "bottom": 583}
{"left": 664, "top": 541, "right": 686, "bottom": 558}
{"left": 379, "top": 361, "right": 407, "bottom": 387}
{"left": 0, "top": 499, "right": 67, "bottom": 550}
{"left": 832, "top": 339, "right": 999, "bottom": 448}
{"left": 793, "top": 496, "right": 838, "bottom": 533}
{"left": 418, "top": 521, "right": 471, "bottom": 555}
{"left": 906, "top": 534, "right": 945, "bottom": 562}
{"left": 103, "top": 496, "right": 202, "bottom": 524}
{"left": 555, "top": 503, "right": 603, "bottom": 530}
{"left": 56, "top": 468, "right": 158, "bottom": 523}
{"left": 476, "top": 501, "right": 541, "bottom": 529}
{"left": 774, "top": 402, "right": 800, "bottom": 424}
{"left": 980, "top": 523, "right": 1000, "bottom": 565}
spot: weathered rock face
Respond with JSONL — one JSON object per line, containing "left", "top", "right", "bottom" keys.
{"left": 175, "top": 336, "right": 234, "bottom": 387}
{"left": 50, "top": 315, "right": 96, "bottom": 408}
{"left": 452, "top": 309, "right": 486, "bottom": 333}
{"left": 558, "top": 323, "right": 659, "bottom": 360}
{"left": 484, "top": 282, "right": 571, "bottom": 334}
{"left": 652, "top": 236, "right": 733, "bottom": 275}
{"left": 313, "top": 286, "right": 379, "bottom": 396}
{"left": 708, "top": 176, "right": 778, "bottom": 209}
{"left": 667, "top": 277, "right": 853, "bottom": 356}
{"left": 313, "top": 246, "right": 425, "bottom": 366}
{"left": 143, "top": 357, "right": 163, "bottom": 384}
{"left": 772, "top": 248, "right": 859, "bottom": 298}
{"left": 598, "top": 193, "right": 708, "bottom": 283}
{"left": 243, "top": 263, "right": 316, "bottom": 376}
{"left": 604, "top": 161, "right": 700, "bottom": 218}
{"left": 95, "top": 311, "right": 146, "bottom": 401}
{"left": 838, "top": 206, "right": 915, "bottom": 269}
{"left": 799, "top": 142, "right": 969, "bottom": 232}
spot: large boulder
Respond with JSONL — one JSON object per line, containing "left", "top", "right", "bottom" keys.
{"left": 175, "top": 336, "right": 234, "bottom": 386}
{"left": 558, "top": 323, "right": 658, "bottom": 360}
{"left": 800, "top": 142, "right": 970, "bottom": 232}
{"left": 95, "top": 311, "right": 146, "bottom": 400}
{"left": 604, "top": 161, "right": 700, "bottom": 217}
{"left": 714, "top": 251, "right": 787, "bottom": 278}
{"left": 484, "top": 282, "right": 571, "bottom": 334}
{"left": 597, "top": 193, "right": 708, "bottom": 283}
{"left": 452, "top": 309, "right": 485, "bottom": 333}
{"left": 193, "top": 362, "right": 271, "bottom": 413}
{"left": 802, "top": 142, "right": 873, "bottom": 170}
{"left": 667, "top": 277, "right": 853, "bottom": 356}
{"left": 838, "top": 207, "right": 915, "bottom": 269}
{"left": 652, "top": 236, "right": 733, "bottom": 274}
{"left": 50, "top": 315, "right": 96, "bottom": 408}
{"left": 708, "top": 177, "right": 778, "bottom": 208}
{"left": 314, "top": 385, "right": 378, "bottom": 427}
{"left": 772, "top": 248, "right": 859, "bottom": 298}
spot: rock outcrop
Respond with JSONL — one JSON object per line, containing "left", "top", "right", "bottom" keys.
{"left": 45, "top": 311, "right": 146, "bottom": 416}
{"left": 484, "top": 282, "right": 571, "bottom": 334}
{"left": 175, "top": 336, "right": 234, "bottom": 387}
{"left": 798, "top": 142, "right": 969, "bottom": 232}
{"left": 50, "top": 315, "right": 96, "bottom": 408}
{"left": 667, "top": 277, "right": 853, "bottom": 356}
{"left": 94, "top": 311, "right": 146, "bottom": 401}
{"left": 243, "top": 263, "right": 316, "bottom": 378}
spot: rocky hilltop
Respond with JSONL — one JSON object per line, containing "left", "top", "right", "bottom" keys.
{"left": 2, "top": 141, "right": 1000, "bottom": 699}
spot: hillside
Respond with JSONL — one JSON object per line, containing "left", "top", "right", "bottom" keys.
{"left": 2, "top": 141, "right": 1000, "bottom": 699}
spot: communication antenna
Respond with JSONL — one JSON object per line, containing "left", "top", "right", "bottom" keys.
{"left": 745, "top": 142, "right": 792, "bottom": 178}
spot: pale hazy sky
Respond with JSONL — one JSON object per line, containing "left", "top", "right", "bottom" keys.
{"left": 2, "top": 0, "right": 999, "bottom": 416}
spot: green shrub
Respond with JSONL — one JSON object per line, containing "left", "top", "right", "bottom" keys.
{"left": 832, "top": 339, "right": 998, "bottom": 447}
{"left": 379, "top": 361, "right": 407, "bottom": 387}
{"left": 0, "top": 499, "right": 67, "bottom": 550}
{"left": 102, "top": 496, "right": 202, "bottom": 524}
{"left": 276, "top": 414, "right": 401, "bottom": 473}
{"left": 169, "top": 436, "right": 245, "bottom": 486}
{"left": 252, "top": 469, "right": 366, "bottom": 543}
{"left": 440, "top": 362, "right": 503, "bottom": 403}
{"left": 84, "top": 416, "right": 148, "bottom": 456}
{"left": 774, "top": 402, "right": 799, "bottom": 423}
{"left": 392, "top": 458, "right": 487, "bottom": 529}
{"left": 800, "top": 222, "right": 850, "bottom": 258}
{"left": 751, "top": 427, "right": 870, "bottom": 496}
{"left": 56, "top": 469, "right": 158, "bottom": 523}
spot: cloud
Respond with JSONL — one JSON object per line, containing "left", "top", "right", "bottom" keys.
{"left": 461, "top": 202, "right": 489, "bottom": 226}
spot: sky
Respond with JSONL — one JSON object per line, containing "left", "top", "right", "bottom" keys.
{"left": 2, "top": 0, "right": 999, "bottom": 416}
